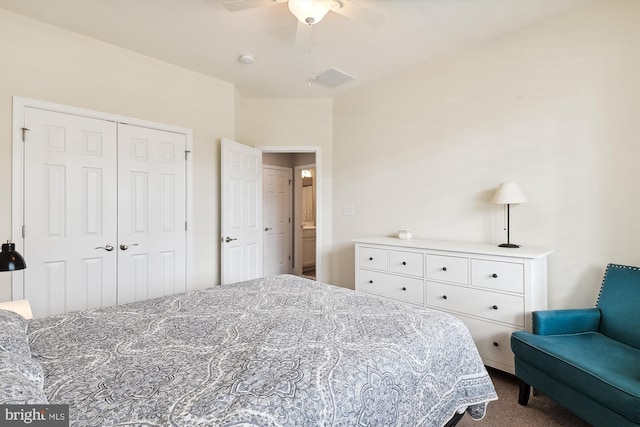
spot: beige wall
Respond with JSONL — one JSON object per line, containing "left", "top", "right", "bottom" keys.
{"left": 2, "top": 1, "right": 638, "bottom": 313}
{"left": 332, "top": 0, "right": 640, "bottom": 308}
{"left": 0, "top": 9, "right": 235, "bottom": 298}
{"left": 236, "top": 98, "right": 333, "bottom": 281}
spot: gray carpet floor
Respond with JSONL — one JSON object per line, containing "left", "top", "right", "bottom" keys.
{"left": 457, "top": 368, "right": 591, "bottom": 427}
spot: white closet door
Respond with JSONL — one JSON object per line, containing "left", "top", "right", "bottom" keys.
{"left": 116, "top": 124, "right": 186, "bottom": 304}
{"left": 23, "top": 107, "right": 118, "bottom": 318}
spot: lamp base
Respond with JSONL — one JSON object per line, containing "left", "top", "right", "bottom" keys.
{"left": 498, "top": 243, "right": 521, "bottom": 248}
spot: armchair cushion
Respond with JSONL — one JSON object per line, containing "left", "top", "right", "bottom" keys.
{"left": 512, "top": 330, "right": 640, "bottom": 424}
{"left": 532, "top": 308, "right": 601, "bottom": 335}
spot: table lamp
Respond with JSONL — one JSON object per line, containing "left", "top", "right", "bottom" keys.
{"left": 492, "top": 183, "right": 527, "bottom": 248}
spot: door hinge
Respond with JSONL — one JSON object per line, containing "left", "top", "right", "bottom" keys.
{"left": 288, "top": 255, "right": 291, "bottom": 261}
{"left": 185, "top": 221, "right": 188, "bottom": 231}
{"left": 185, "top": 150, "right": 191, "bottom": 161}
{"left": 21, "top": 127, "right": 30, "bottom": 142}
{"left": 289, "top": 179, "right": 292, "bottom": 186}
{"left": 21, "top": 225, "right": 26, "bottom": 238}
{"left": 289, "top": 217, "right": 291, "bottom": 223}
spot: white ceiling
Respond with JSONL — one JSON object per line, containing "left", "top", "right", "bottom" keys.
{"left": 0, "top": 0, "right": 592, "bottom": 98}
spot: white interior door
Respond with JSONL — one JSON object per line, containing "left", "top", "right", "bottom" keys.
{"left": 116, "top": 124, "right": 187, "bottom": 304}
{"left": 263, "top": 166, "right": 292, "bottom": 276}
{"left": 221, "top": 138, "right": 262, "bottom": 284}
{"left": 23, "top": 107, "right": 118, "bottom": 317}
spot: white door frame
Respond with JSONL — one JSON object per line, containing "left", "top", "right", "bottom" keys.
{"left": 11, "top": 96, "right": 193, "bottom": 301}
{"left": 259, "top": 146, "right": 322, "bottom": 282}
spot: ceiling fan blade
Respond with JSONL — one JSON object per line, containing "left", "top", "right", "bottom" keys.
{"left": 223, "top": 0, "right": 278, "bottom": 12}
{"left": 330, "top": 0, "right": 384, "bottom": 27}
{"left": 295, "top": 21, "right": 313, "bottom": 47}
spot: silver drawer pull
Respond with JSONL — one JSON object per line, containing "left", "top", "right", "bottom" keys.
{"left": 442, "top": 267, "right": 447, "bottom": 271}
{"left": 369, "top": 280, "right": 373, "bottom": 284}
{"left": 492, "top": 273, "right": 498, "bottom": 278}
{"left": 492, "top": 305, "right": 499, "bottom": 310}
{"left": 493, "top": 342, "right": 499, "bottom": 347}
{"left": 442, "top": 295, "right": 448, "bottom": 300}
{"left": 369, "top": 257, "right": 373, "bottom": 261}
{"left": 402, "top": 287, "right": 407, "bottom": 291}
{"left": 402, "top": 261, "right": 407, "bottom": 266}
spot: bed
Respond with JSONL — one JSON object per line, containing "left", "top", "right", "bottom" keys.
{"left": 1, "top": 274, "right": 497, "bottom": 426}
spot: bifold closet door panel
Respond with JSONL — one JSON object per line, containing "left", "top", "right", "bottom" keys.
{"left": 23, "top": 107, "right": 118, "bottom": 318}
{"left": 116, "top": 124, "right": 187, "bottom": 304}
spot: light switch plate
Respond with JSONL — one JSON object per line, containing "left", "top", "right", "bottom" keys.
{"left": 342, "top": 205, "right": 355, "bottom": 216}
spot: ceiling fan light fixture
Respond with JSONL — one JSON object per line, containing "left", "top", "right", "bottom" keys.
{"left": 288, "top": 0, "right": 331, "bottom": 25}
{"left": 328, "top": 0, "right": 343, "bottom": 10}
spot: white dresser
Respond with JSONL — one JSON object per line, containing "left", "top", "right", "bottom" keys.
{"left": 354, "top": 237, "right": 552, "bottom": 373}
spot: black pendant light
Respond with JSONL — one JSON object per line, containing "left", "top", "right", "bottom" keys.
{"left": 0, "top": 241, "right": 26, "bottom": 271}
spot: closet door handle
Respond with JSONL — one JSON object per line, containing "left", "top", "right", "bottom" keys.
{"left": 120, "top": 243, "right": 139, "bottom": 251}
{"left": 95, "top": 244, "right": 114, "bottom": 252}
{"left": 264, "top": 227, "right": 272, "bottom": 231}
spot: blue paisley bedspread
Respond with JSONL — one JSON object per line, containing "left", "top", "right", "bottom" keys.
{"left": 27, "top": 275, "right": 497, "bottom": 426}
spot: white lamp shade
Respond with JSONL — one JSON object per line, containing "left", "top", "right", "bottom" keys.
{"left": 288, "top": 0, "right": 331, "bottom": 25}
{"left": 492, "top": 182, "right": 527, "bottom": 205}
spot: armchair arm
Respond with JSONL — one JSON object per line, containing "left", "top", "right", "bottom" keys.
{"left": 532, "top": 308, "right": 601, "bottom": 335}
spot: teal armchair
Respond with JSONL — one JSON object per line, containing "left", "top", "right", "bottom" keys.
{"left": 511, "top": 263, "right": 640, "bottom": 427}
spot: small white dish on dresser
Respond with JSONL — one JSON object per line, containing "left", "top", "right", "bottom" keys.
{"left": 398, "top": 229, "right": 412, "bottom": 239}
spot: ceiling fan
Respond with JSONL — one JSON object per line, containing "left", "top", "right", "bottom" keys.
{"left": 222, "top": 0, "right": 384, "bottom": 45}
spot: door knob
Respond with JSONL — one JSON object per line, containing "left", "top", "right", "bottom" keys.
{"left": 264, "top": 227, "right": 272, "bottom": 231}
{"left": 120, "top": 243, "right": 139, "bottom": 251}
{"left": 95, "top": 244, "right": 114, "bottom": 252}
{"left": 225, "top": 236, "right": 238, "bottom": 243}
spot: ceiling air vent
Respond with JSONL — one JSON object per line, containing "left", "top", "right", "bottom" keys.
{"left": 313, "top": 67, "right": 356, "bottom": 88}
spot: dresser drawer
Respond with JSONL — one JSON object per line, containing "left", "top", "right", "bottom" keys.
{"left": 358, "top": 270, "right": 424, "bottom": 305}
{"left": 389, "top": 250, "right": 424, "bottom": 277}
{"left": 426, "top": 254, "right": 469, "bottom": 284}
{"left": 358, "top": 247, "right": 388, "bottom": 271}
{"left": 426, "top": 281, "right": 524, "bottom": 327}
{"left": 457, "top": 314, "right": 519, "bottom": 370}
{"left": 471, "top": 259, "right": 524, "bottom": 293}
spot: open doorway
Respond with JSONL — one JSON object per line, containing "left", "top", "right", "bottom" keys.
{"left": 296, "top": 164, "right": 316, "bottom": 279}
{"left": 260, "top": 147, "right": 320, "bottom": 282}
